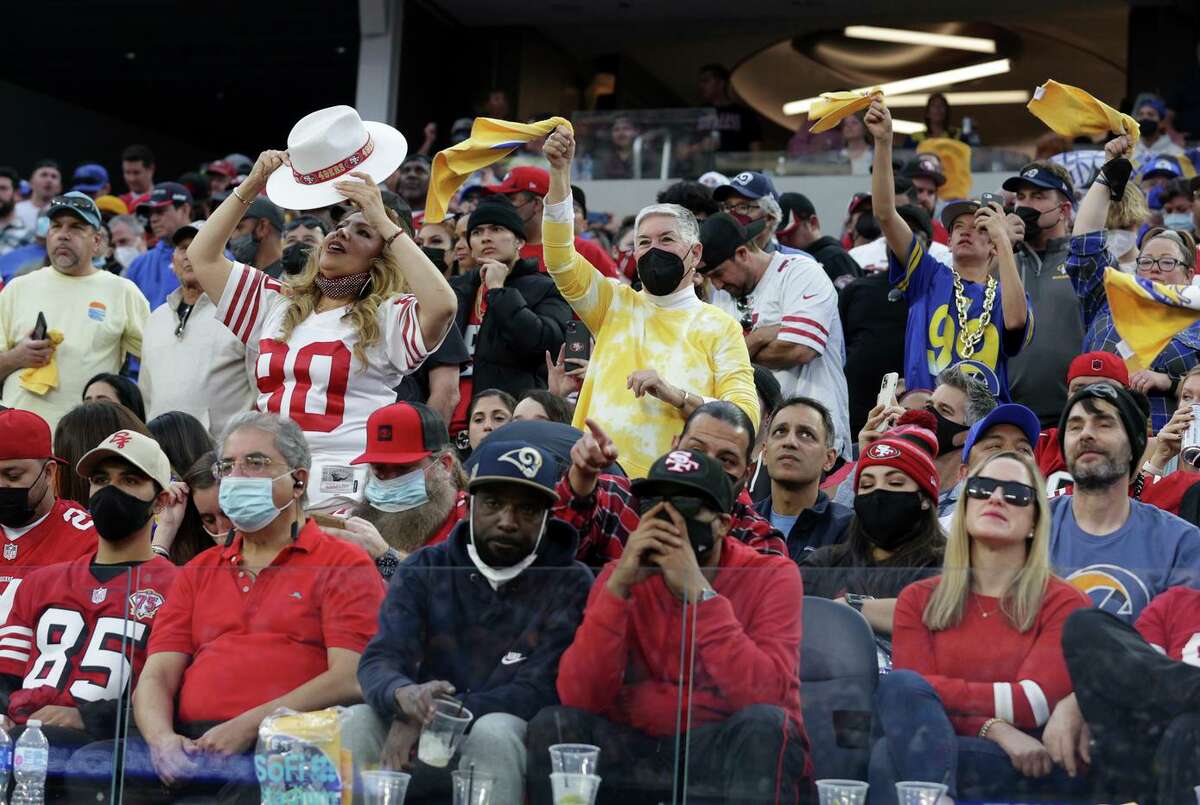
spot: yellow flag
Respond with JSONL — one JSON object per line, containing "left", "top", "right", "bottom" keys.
{"left": 918, "top": 138, "right": 972, "bottom": 200}
{"left": 1027, "top": 80, "right": 1139, "bottom": 144}
{"left": 807, "top": 90, "right": 882, "bottom": 134}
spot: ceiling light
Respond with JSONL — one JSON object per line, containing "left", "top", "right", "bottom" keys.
{"left": 884, "top": 90, "right": 1030, "bottom": 108}
{"left": 844, "top": 25, "right": 996, "bottom": 54}
{"left": 890, "top": 119, "right": 927, "bottom": 135}
{"left": 783, "top": 59, "right": 1011, "bottom": 116}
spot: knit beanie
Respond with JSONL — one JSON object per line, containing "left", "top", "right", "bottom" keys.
{"left": 855, "top": 433, "right": 940, "bottom": 501}
{"left": 467, "top": 198, "right": 526, "bottom": 241}
{"left": 1056, "top": 382, "right": 1150, "bottom": 479}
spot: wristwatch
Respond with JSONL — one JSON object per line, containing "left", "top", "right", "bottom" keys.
{"left": 375, "top": 548, "right": 401, "bottom": 580}
{"left": 697, "top": 587, "right": 719, "bottom": 604}
{"left": 846, "top": 593, "right": 874, "bottom": 612}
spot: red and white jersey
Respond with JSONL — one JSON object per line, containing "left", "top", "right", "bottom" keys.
{"left": 0, "top": 499, "right": 98, "bottom": 627}
{"left": 1135, "top": 586, "right": 1200, "bottom": 667}
{"left": 216, "top": 263, "right": 437, "bottom": 507}
{"left": 712, "top": 251, "right": 851, "bottom": 457}
{"left": 0, "top": 554, "right": 177, "bottom": 704}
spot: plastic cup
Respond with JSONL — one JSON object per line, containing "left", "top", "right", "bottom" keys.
{"left": 895, "top": 781, "right": 948, "bottom": 805}
{"left": 361, "top": 770, "right": 411, "bottom": 805}
{"left": 550, "top": 772, "right": 601, "bottom": 805}
{"left": 417, "top": 698, "right": 473, "bottom": 768}
{"left": 816, "top": 779, "right": 869, "bottom": 805}
{"left": 548, "top": 743, "right": 601, "bottom": 776}
{"left": 451, "top": 769, "right": 495, "bottom": 805}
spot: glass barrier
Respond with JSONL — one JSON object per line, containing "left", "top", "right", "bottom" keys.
{"left": 4, "top": 559, "right": 1192, "bottom": 803}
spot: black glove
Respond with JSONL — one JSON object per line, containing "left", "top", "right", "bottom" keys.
{"left": 1098, "top": 157, "right": 1133, "bottom": 202}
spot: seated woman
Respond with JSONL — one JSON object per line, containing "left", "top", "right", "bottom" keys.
{"left": 1067, "top": 133, "right": 1200, "bottom": 431}
{"left": 512, "top": 389, "right": 574, "bottom": 425}
{"left": 459, "top": 388, "right": 515, "bottom": 455}
{"left": 802, "top": 425, "right": 943, "bottom": 660}
{"left": 870, "top": 451, "right": 1090, "bottom": 804}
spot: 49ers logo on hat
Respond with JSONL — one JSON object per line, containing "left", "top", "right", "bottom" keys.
{"left": 108, "top": 431, "right": 133, "bottom": 449}
{"left": 665, "top": 450, "right": 701, "bottom": 474}
{"left": 866, "top": 443, "right": 901, "bottom": 460}
{"left": 129, "top": 588, "right": 165, "bottom": 620}
{"left": 499, "top": 447, "right": 543, "bottom": 479}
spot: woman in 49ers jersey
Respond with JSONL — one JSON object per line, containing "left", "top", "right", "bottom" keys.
{"left": 188, "top": 109, "right": 456, "bottom": 510}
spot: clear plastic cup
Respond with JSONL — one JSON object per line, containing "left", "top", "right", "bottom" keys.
{"left": 361, "top": 769, "right": 411, "bottom": 805}
{"left": 451, "top": 769, "right": 495, "bottom": 805}
{"left": 417, "top": 698, "right": 473, "bottom": 768}
{"left": 895, "top": 781, "right": 948, "bottom": 805}
{"left": 550, "top": 772, "right": 601, "bottom": 805}
{"left": 548, "top": 743, "right": 601, "bottom": 776}
{"left": 816, "top": 778, "right": 869, "bottom": 805}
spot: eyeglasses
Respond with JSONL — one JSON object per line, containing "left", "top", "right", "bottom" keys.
{"left": 722, "top": 202, "right": 759, "bottom": 218}
{"left": 1135, "top": 256, "right": 1184, "bottom": 273}
{"left": 47, "top": 196, "right": 96, "bottom": 216}
{"left": 212, "top": 455, "right": 284, "bottom": 478}
{"left": 964, "top": 477, "right": 1036, "bottom": 507}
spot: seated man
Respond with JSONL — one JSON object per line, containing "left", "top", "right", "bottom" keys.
{"left": 0, "top": 429, "right": 177, "bottom": 800}
{"left": 938, "top": 402, "right": 1040, "bottom": 531}
{"left": 346, "top": 440, "right": 592, "bottom": 804}
{"left": 528, "top": 449, "right": 811, "bottom": 804}
{"left": 71, "top": 412, "right": 384, "bottom": 803}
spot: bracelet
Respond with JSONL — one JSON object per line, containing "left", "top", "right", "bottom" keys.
{"left": 978, "top": 717, "right": 1004, "bottom": 739}
{"left": 150, "top": 544, "right": 171, "bottom": 559}
{"left": 383, "top": 228, "right": 405, "bottom": 250}
{"left": 231, "top": 188, "right": 253, "bottom": 207}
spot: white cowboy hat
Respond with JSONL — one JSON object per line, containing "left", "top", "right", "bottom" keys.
{"left": 266, "top": 105, "right": 407, "bottom": 210}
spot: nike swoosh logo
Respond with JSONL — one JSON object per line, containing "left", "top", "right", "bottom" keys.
{"left": 802, "top": 293, "right": 817, "bottom": 300}
{"left": 500, "top": 653, "right": 526, "bottom": 665}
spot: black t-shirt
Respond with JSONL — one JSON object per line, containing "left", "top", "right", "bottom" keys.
{"left": 697, "top": 103, "right": 764, "bottom": 152}
{"left": 800, "top": 542, "right": 941, "bottom": 600}
{"left": 838, "top": 271, "right": 908, "bottom": 436}
{"left": 395, "top": 325, "right": 470, "bottom": 403}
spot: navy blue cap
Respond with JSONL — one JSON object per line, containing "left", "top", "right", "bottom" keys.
{"left": 136, "top": 181, "right": 193, "bottom": 212}
{"left": 467, "top": 440, "right": 557, "bottom": 504}
{"left": 71, "top": 163, "right": 109, "bottom": 194}
{"left": 1140, "top": 156, "right": 1184, "bottom": 180}
{"left": 1002, "top": 165, "right": 1072, "bottom": 197}
{"left": 46, "top": 192, "right": 103, "bottom": 230}
{"left": 961, "top": 403, "right": 1041, "bottom": 462}
{"left": 713, "top": 171, "right": 779, "bottom": 203}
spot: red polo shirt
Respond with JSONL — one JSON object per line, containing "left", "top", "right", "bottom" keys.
{"left": 148, "top": 520, "right": 384, "bottom": 724}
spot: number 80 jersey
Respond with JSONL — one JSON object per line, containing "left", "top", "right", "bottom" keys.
{"left": 0, "top": 555, "right": 177, "bottom": 705}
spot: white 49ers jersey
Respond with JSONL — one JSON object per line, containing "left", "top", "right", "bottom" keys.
{"left": 216, "top": 263, "right": 436, "bottom": 508}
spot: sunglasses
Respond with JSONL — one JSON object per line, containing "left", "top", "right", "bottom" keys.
{"left": 637, "top": 495, "right": 709, "bottom": 519}
{"left": 48, "top": 196, "right": 96, "bottom": 214}
{"left": 965, "top": 477, "right": 1036, "bottom": 507}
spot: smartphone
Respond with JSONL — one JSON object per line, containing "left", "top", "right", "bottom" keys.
{"left": 32, "top": 312, "right": 47, "bottom": 342}
{"left": 980, "top": 192, "right": 1003, "bottom": 211}
{"left": 563, "top": 320, "right": 591, "bottom": 363}
{"left": 310, "top": 512, "right": 347, "bottom": 531}
{"left": 876, "top": 372, "right": 899, "bottom": 409}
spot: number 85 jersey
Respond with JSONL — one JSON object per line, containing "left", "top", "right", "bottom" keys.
{"left": 0, "top": 555, "right": 177, "bottom": 706}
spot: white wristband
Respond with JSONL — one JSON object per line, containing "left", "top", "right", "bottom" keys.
{"left": 1142, "top": 460, "right": 1166, "bottom": 477}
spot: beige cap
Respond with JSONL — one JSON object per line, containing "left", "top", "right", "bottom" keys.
{"left": 76, "top": 430, "right": 173, "bottom": 491}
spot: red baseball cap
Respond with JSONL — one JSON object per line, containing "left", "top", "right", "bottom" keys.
{"left": 1067, "top": 352, "right": 1129, "bottom": 387}
{"left": 204, "top": 160, "right": 237, "bottom": 179}
{"left": 0, "top": 409, "right": 63, "bottom": 463}
{"left": 482, "top": 166, "right": 549, "bottom": 197}
{"left": 351, "top": 403, "right": 451, "bottom": 465}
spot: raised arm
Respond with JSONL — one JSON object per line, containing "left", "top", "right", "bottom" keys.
{"left": 976, "top": 203, "right": 1028, "bottom": 332}
{"left": 1075, "top": 135, "right": 1134, "bottom": 236}
{"left": 864, "top": 98, "right": 914, "bottom": 259}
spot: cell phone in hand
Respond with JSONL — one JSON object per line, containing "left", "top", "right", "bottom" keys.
{"left": 876, "top": 372, "right": 899, "bottom": 409}
{"left": 980, "top": 193, "right": 1003, "bottom": 211}
{"left": 563, "top": 320, "right": 591, "bottom": 363}
{"left": 32, "top": 312, "right": 47, "bottom": 342}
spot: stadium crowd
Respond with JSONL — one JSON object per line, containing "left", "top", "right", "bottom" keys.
{"left": 0, "top": 69, "right": 1197, "bottom": 805}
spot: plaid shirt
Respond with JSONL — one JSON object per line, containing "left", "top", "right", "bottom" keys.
{"left": 1067, "top": 230, "right": 1200, "bottom": 430}
{"left": 0, "top": 218, "right": 31, "bottom": 258}
{"left": 554, "top": 473, "right": 788, "bottom": 566}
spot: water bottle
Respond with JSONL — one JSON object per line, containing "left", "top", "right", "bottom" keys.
{"left": 0, "top": 723, "right": 11, "bottom": 799}
{"left": 12, "top": 719, "right": 48, "bottom": 804}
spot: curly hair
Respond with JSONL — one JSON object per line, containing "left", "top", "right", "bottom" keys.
{"left": 275, "top": 208, "right": 409, "bottom": 367}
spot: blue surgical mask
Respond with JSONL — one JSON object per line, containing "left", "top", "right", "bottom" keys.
{"left": 218, "top": 472, "right": 292, "bottom": 533}
{"left": 365, "top": 467, "right": 428, "bottom": 512}
{"left": 1164, "top": 212, "right": 1196, "bottom": 233}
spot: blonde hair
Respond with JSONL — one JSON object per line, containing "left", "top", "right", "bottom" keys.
{"left": 1106, "top": 182, "right": 1149, "bottom": 232}
{"left": 923, "top": 451, "right": 1053, "bottom": 633}
{"left": 276, "top": 209, "right": 410, "bottom": 367}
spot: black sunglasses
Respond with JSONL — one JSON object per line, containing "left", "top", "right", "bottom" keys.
{"left": 637, "top": 495, "right": 708, "bottom": 519}
{"left": 965, "top": 477, "right": 1036, "bottom": 507}
{"left": 48, "top": 196, "right": 96, "bottom": 214}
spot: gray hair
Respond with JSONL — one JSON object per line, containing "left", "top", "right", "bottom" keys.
{"left": 634, "top": 203, "right": 700, "bottom": 248}
{"left": 108, "top": 214, "right": 145, "bottom": 236}
{"left": 936, "top": 366, "right": 997, "bottom": 425}
{"left": 219, "top": 411, "right": 312, "bottom": 470}
{"left": 757, "top": 194, "right": 783, "bottom": 234}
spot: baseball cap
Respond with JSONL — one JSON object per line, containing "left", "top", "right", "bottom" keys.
{"left": 1141, "top": 156, "right": 1184, "bottom": 181}
{"left": 483, "top": 166, "right": 549, "bottom": 197}
{"left": 466, "top": 440, "right": 557, "bottom": 505}
{"left": 901, "top": 156, "right": 946, "bottom": 187}
{"left": 0, "top": 409, "right": 62, "bottom": 462}
{"left": 46, "top": 192, "right": 103, "bottom": 230}
{"left": 76, "top": 430, "right": 173, "bottom": 491}
{"left": 779, "top": 192, "right": 816, "bottom": 231}
{"left": 939, "top": 197, "right": 987, "bottom": 231}
{"left": 1067, "top": 351, "right": 1130, "bottom": 386}
{"left": 961, "top": 403, "right": 1041, "bottom": 462}
{"left": 713, "top": 171, "right": 779, "bottom": 203}
{"left": 698, "top": 213, "right": 767, "bottom": 272}
{"left": 171, "top": 220, "right": 206, "bottom": 246}
{"left": 136, "top": 182, "right": 193, "bottom": 213}
{"left": 94, "top": 195, "right": 128, "bottom": 218}
{"left": 697, "top": 171, "right": 729, "bottom": 190}
{"left": 224, "top": 153, "right": 254, "bottom": 177}
{"left": 204, "top": 159, "right": 237, "bottom": 179}
{"left": 631, "top": 449, "right": 734, "bottom": 514}
{"left": 1003, "top": 165, "right": 1072, "bottom": 198}
{"left": 846, "top": 192, "right": 872, "bottom": 217}
{"left": 897, "top": 204, "right": 932, "bottom": 243}
{"left": 351, "top": 403, "right": 450, "bottom": 465}
{"left": 178, "top": 172, "right": 210, "bottom": 203}
{"left": 244, "top": 197, "right": 285, "bottom": 232}
{"left": 71, "top": 163, "right": 109, "bottom": 195}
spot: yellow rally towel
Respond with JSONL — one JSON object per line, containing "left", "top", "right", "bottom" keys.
{"left": 807, "top": 89, "right": 882, "bottom": 134}
{"left": 18, "top": 330, "right": 64, "bottom": 396}
{"left": 424, "top": 116, "right": 573, "bottom": 223}
{"left": 918, "top": 138, "right": 972, "bottom": 200}
{"left": 1027, "top": 80, "right": 1140, "bottom": 145}
{"left": 1103, "top": 268, "right": 1200, "bottom": 366}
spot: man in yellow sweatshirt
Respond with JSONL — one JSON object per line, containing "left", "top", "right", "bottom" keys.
{"left": 541, "top": 126, "right": 758, "bottom": 478}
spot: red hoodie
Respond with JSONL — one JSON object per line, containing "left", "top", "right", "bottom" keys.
{"left": 557, "top": 537, "right": 809, "bottom": 757}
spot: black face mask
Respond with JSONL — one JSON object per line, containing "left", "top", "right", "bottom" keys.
{"left": 1014, "top": 205, "right": 1054, "bottom": 241}
{"left": 229, "top": 232, "right": 260, "bottom": 265}
{"left": 637, "top": 248, "right": 687, "bottom": 296}
{"left": 684, "top": 517, "right": 717, "bottom": 556}
{"left": 1138, "top": 118, "right": 1159, "bottom": 139}
{"left": 0, "top": 465, "right": 50, "bottom": 528}
{"left": 421, "top": 246, "right": 447, "bottom": 268}
{"left": 854, "top": 489, "right": 926, "bottom": 551}
{"left": 88, "top": 486, "right": 155, "bottom": 543}
{"left": 925, "top": 405, "right": 970, "bottom": 457}
{"left": 280, "top": 242, "right": 311, "bottom": 275}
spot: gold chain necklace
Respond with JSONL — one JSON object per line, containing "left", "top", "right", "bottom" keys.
{"left": 951, "top": 270, "right": 997, "bottom": 359}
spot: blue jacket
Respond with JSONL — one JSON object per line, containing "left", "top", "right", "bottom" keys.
{"left": 753, "top": 490, "right": 852, "bottom": 563}
{"left": 124, "top": 240, "right": 179, "bottom": 310}
{"left": 357, "top": 517, "right": 593, "bottom": 722}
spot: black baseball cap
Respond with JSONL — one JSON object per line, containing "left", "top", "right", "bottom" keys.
{"left": 630, "top": 448, "right": 734, "bottom": 514}
{"left": 940, "top": 198, "right": 986, "bottom": 231}
{"left": 698, "top": 212, "right": 766, "bottom": 273}
{"left": 901, "top": 156, "right": 946, "bottom": 187}
{"left": 136, "top": 182, "right": 193, "bottom": 213}
{"left": 378, "top": 190, "right": 414, "bottom": 237}
{"left": 1002, "top": 165, "right": 1072, "bottom": 199}
{"left": 898, "top": 204, "right": 933, "bottom": 243}
{"left": 780, "top": 192, "right": 816, "bottom": 225}
{"left": 244, "top": 197, "right": 285, "bottom": 232}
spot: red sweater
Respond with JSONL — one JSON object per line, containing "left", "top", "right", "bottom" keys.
{"left": 1135, "top": 585, "right": 1200, "bottom": 664}
{"left": 558, "top": 538, "right": 808, "bottom": 751}
{"left": 893, "top": 576, "right": 1089, "bottom": 736}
